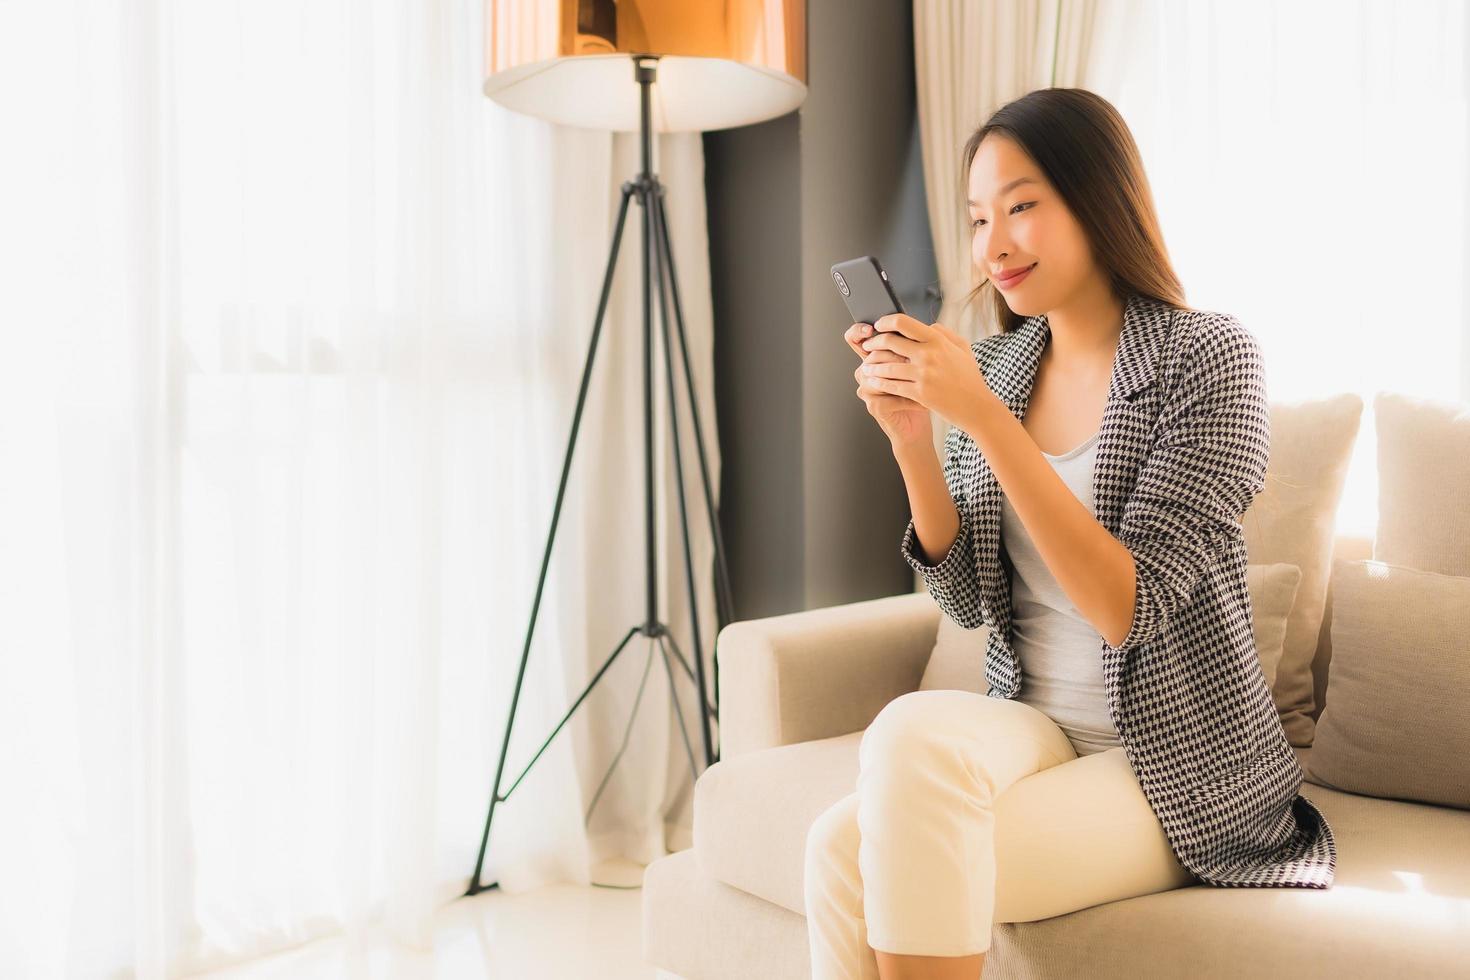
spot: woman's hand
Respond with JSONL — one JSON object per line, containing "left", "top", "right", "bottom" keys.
{"left": 844, "top": 321, "right": 932, "bottom": 448}
{"left": 857, "top": 313, "right": 987, "bottom": 430}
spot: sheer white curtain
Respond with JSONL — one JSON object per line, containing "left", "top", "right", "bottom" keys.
{"left": 914, "top": 0, "right": 1467, "bottom": 540}
{"left": 0, "top": 0, "right": 717, "bottom": 975}
{"left": 1089, "top": 0, "right": 1468, "bottom": 537}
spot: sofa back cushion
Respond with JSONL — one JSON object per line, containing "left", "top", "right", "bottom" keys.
{"left": 1373, "top": 391, "right": 1470, "bottom": 576}
{"left": 1242, "top": 393, "right": 1363, "bottom": 747}
{"left": 919, "top": 617, "right": 990, "bottom": 694}
{"left": 1304, "top": 557, "right": 1470, "bottom": 810}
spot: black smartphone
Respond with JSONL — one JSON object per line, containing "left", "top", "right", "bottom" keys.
{"left": 831, "top": 255, "right": 906, "bottom": 327}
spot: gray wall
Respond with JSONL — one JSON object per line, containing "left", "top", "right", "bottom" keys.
{"left": 705, "top": 0, "right": 939, "bottom": 622}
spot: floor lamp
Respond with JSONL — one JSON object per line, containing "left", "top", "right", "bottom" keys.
{"left": 468, "top": 0, "right": 808, "bottom": 896}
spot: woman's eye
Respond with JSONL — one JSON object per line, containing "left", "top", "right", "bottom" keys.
{"left": 970, "top": 202, "right": 1033, "bottom": 228}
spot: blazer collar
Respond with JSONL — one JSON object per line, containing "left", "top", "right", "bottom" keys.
{"left": 989, "top": 291, "right": 1167, "bottom": 418}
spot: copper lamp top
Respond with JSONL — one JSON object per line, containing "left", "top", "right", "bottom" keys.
{"left": 484, "top": 0, "right": 808, "bottom": 133}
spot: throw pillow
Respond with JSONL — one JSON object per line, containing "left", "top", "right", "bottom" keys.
{"left": 1242, "top": 393, "right": 1364, "bottom": 747}
{"left": 1305, "top": 558, "right": 1470, "bottom": 810}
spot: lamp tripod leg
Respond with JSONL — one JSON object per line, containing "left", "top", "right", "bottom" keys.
{"left": 467, "top": 55, "right": 736, "bottom": 897}
{"left": 465, "top": 181, "right": 637, "bottom": 897}
{"left": 650, "top": 184, "right": 735, "bottom": 737}
{"left": 649, "top": 180, "right": 719, "bottom": 769}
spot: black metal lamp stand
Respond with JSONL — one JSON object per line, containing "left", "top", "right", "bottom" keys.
{"left": 466, "top": 53, "right": 735, "bottom": 897}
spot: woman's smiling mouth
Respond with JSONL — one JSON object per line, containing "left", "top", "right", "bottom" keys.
{"left": 994, "top": 262, "right": 1037, "bottom": 288}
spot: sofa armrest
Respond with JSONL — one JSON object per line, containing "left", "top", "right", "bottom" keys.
{"left": 715, "top": 591, "right": 942, "bottom": 760}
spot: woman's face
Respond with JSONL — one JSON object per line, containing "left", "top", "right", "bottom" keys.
{"left": 967, "top": 134, "right": 1096, "bottom": 316}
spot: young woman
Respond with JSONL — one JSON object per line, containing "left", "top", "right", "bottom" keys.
{"left": 806, "top": 88, "right": 1337, "bottom": 980}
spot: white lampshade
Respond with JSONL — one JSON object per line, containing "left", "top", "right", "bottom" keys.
{"left": 483, "top": 0, "right": 808, "bottom": 133}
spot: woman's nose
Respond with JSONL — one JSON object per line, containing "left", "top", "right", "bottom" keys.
{"left": 986, "top": 238, "right": 1014, "bottom": 269}
{"left": 976, "top": 233, "right": 1012, "bottom": 272}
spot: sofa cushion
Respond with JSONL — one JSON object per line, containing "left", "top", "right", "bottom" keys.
{"left": 1373, "top": 390, "right": 1470, "bottom": 577}
{"left": 1305, "top": 558, "right": 1470, "bottom": 810}
{"left": 919, "top": 562, "right": 1300, "bottom": 695}
{"left": 1242, "top": 394, "right": 1363, "bottom": 748}
{"left": 691, "top": 729, "right": 1470, "bottom": 978}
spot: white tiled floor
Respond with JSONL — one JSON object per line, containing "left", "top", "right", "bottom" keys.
{"left": 190, "top": 859, "right": 665, "bottom": 980}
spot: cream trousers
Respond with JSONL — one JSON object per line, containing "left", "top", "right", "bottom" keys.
{"left": 803, "top": 689, "right": 1198, "bottom": 978}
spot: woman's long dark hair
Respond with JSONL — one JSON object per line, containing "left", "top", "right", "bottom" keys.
{"left": 961, "top": 88, "right": 1191, "bottom": 333}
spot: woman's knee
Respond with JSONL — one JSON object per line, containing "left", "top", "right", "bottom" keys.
{"left": 862, "top": 690, "right": 965, "bottom": 750}
{"left": 859, "top": 690, "right": 1073, "bottom": 799}
{"left": 859, "top": 690, "right": 1013, "bottom": 767}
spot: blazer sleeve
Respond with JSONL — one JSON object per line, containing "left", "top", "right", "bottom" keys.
{"left": 1104, "top": 313, "right": 1271, "bottom": 659}
{"left": 900, "top": 418, "right": 987, "bottom": 630}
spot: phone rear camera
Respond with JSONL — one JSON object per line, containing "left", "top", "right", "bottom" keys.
{"left": 832, "top": 271, "right": 850, "bottom": 297}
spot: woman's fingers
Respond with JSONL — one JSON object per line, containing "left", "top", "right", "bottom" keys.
{"left": 844, "top": 322, "right": 878, "bottom": 359}
{"left": 856, "top": 386, "right": 923, "bottom": 414}
{"left": 851, "top": 326, "right": 922, "bottom": 431}
{"left": 852, "top": 347, "right": 908, "bottom": 383}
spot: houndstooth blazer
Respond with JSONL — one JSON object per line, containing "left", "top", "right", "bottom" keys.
{"left": 900, "top": 290, "right": 1336, "bottom": 890}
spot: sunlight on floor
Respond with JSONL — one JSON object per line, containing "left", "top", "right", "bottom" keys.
{"left": 189, "top": 860, "right": 661, "bottom": 980}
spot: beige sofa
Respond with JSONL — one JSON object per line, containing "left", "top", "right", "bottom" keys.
{"left": 643, "top": 536, "right": 1470, "bottom": 979}
{"left": 643, "top": 392, "right": 1470, "bottom": 978}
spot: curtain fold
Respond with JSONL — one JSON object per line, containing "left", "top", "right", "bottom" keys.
{"left": 0, "top": 0, "right": 717, "bottom": 974}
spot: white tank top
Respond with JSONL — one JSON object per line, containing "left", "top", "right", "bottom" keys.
{"left": 998, "top": 428, "right": 1122, "bottom": 758}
